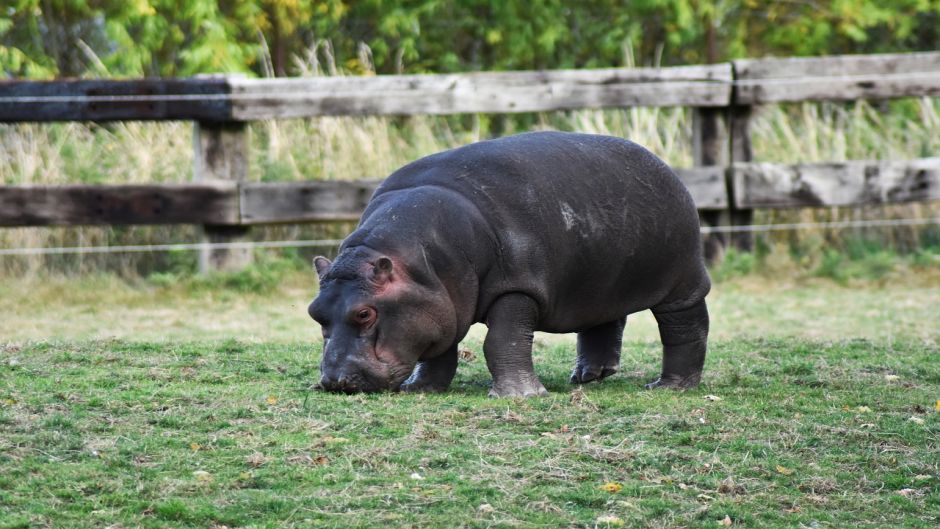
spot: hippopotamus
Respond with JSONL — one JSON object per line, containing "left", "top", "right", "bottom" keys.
{"left": 309, "top": 131, "right": 710, "bottom": 397}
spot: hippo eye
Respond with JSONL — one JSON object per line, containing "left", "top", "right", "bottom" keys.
{"left": 353, "top": 307, "right": 375, "bottom": 325}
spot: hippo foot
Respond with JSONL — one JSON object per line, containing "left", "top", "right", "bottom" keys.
{"left": 644, "top": 373, "right": 702, "bottom": 390}
{"left": 399, "top": 379, "right": 449, "bottom": 394}
{"left": 569, "top": 364, "right": 618, "bottom": 384}
{"left": 488, "top": 380, "right": 548, "bottom": 398}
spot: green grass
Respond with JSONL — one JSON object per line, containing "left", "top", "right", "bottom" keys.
{"left": 1, "top": 338, "right": 938, "bottom": 528}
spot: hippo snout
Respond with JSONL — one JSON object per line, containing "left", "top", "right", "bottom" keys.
{"left": 318, "top": 363, "right": 390, "bottom": 393}
{"left": 318, "top": 374, "right": 356, "bottom": 393}
{"left": 318, "top": 372, "right": 372, "bottom": 393}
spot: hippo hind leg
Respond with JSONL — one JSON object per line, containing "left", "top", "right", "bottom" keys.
{"left": 646, "top": 299, "right": 709, "bottom": 389}
{"left": 400, "top": 344, "right": 458, "bottom": 393}
{"left": 570, "top": 317, "right": 626, "bottom": 384}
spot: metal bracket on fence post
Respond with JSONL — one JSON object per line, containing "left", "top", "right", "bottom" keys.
{"left": 193, "top": 119, "right": 251, "bottom": 272}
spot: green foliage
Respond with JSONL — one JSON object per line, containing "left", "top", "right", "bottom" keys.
{"left": 711, "top": 248, "right": 756, "bottom": 282}
{"left": 5, "top": 1, "right": 940, "bottom": 79}
{"left": 148, "top": 253, "right": 301, "bottom": 293}
{"left": 814, "top": 246, "right": 899, "bottom": 284}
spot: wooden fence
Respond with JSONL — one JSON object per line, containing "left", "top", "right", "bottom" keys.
{"left": 2, "top": 51, "right": 940, "bottom": 270}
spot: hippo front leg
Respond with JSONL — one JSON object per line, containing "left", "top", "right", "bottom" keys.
{"left": 646, "top": 299, "right": 709, "bottom": 389}
{"left": 483, "top": 293, "right": 547, "bottom": 398}
{"left": 400, "top": 344, "right": 458, "bottom": 393}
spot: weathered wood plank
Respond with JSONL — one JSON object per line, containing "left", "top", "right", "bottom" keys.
{"left": 0, "top": 182, "right": 238, "bottom": 226}
{"left": 727, "top": 106, "right": 754, "bottom": 250}
{"left": 691, "top": 107, "right": 731, "bottom": 260}
{"left": 240, "top": 170, "right": 724, "bottom": 225}
{"left": 240, "top": 180, "right": 382, "bottom": 224}
{"left": 676, "top": 167, "right": 728, "bottom": 210}
{"left": 229, "top": 64, "right": 732, "bottom": 119}
{"left": 0, "top": 79, "right": 232, "bottom": 122}
{"left": 194, "top": 121, "right": 252, "bottom": 271}
{"left": 734, "top": 51, "right": 940, "bottom": 103}
{"left": 733, "top": 158, "right": 940, "bottom": 208}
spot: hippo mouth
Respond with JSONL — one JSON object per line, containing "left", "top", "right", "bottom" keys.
{"left": 316, "top": 362, "right": 413, "bottom": 394}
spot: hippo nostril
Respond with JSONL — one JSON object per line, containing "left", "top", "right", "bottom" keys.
{"left": 318, "top": 375, "right": 336, "bottom": 390}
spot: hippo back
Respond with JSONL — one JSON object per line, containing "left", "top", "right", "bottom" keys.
{"left": 360, "top": 131, "right": 709, "bottom": 333}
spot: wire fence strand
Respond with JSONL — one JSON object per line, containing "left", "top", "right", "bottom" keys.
{"left": 2, "top": 217, "right": 938, "bottom": 256}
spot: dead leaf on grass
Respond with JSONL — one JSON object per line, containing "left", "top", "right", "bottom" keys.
{"left": 286, "top": 453, "right": 329, "bottom": 466}
{"left": 477, "top": 503, "right": 495, "bottom": 514}
{"left": 775, "top": 465, "right": 795, "bottom": 476}
{"left": 246, "top": 452, "right": 267, "bottom": 467}
{"left": 856, "top": 406, "right": 872, "bottom": 413}
{"left": 570, "top": 386, "right": 599, "bottom": 411}
{"left": 909, "top": 416, "right": 925, "bottom": 425}
{"left": 190, "top": 442, "right": 201, "bottom": 451}
{"left": 192, "top": 470, "right": 213, "bottom": 484}
{"left": 265, "top": 395, "right": 278, "bottom": 405}
{"left": 718, "top": 477, "right": 745, "bottom": 495}
{"left": 599, "top": 482, "right": 623, "bottom": 493}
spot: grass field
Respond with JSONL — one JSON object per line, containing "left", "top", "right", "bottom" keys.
{"left": 1, "top": 271, "right": 939, "bottom": 528}
{"left": 1, "top": 339, "right": 938, "bottom": 528}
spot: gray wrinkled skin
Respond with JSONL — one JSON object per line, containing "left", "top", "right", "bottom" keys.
{"left": 309, "top": 131, "right": 711, "bottom": 397}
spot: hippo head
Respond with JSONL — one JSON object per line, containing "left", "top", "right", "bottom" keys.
{"left": 308, "top": 247, "right": 456, "bottom": 393}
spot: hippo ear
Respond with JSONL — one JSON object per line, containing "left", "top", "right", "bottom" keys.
{"left": 313, "top": 256, "right": 332, "bottom": 280}
{"left": 370, "top": 256, "right": 394, "bottom": 285}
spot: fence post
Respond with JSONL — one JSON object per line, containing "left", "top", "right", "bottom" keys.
{"left": 728, "top": 105, "right": 754, "bottom": 251}
{"left": 692, "top": 107, "right": 729, "bottom": 263}
{"left": 193, "top": 121, "right": 251, "bottom": 272}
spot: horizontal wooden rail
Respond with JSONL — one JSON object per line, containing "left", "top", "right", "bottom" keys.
{"left": 0, "top": 182, "right": 238, "bottom": 226}
{"left": 2, "top": 161, "right": 938, "bottom": 227}
{"left": 0, "top": 79, "right": 232, "bottom": 122}
{"left": 733, "top": 51, "right": 940, "bottom": 104}
{"left": 227, "top": 65, "right": 731, "bottom": 118}
{"left": 239, "top": 180, "right": 382, "bottom": 223}
{"left": 733, "top": 158, "right": 940, "bottom": 208}
{"left": 0, "top": 64, "right": 731, "bottom": 122}
{"left": 237, "top": 168, "right": 729, "bottom": 224}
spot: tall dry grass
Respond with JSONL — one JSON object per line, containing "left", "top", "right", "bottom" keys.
{"left": 748, "top": 100, "right": 940, "bottom": 262}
